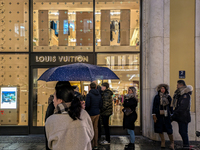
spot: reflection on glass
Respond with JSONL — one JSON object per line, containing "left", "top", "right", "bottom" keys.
{"left": 95, "top": 0, "right": 140, "bottom": 51}
{"left": 33, "top": 2, "right": 93, "bottom": 51}
{"left": 97, "top": 53, "right": 140, "bottom": 126}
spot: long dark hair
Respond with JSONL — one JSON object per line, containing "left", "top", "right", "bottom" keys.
{"left": 55, "top": 82, "right": 82, "bottom": 120}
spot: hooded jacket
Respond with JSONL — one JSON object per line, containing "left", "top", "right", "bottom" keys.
{"left": 101, "top": 89, "right": 113, "bottom": 116}
{"left": 45, "top": 109, "right": 94, "bottom": 150}
{"left": 171, "top": 86, "right": 192, "bottom": 123}
{"left": 85, "top": 89, "right": 102, "bottom": 116}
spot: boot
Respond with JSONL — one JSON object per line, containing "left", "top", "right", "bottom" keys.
{"left": 159, "top": 133, "right": 165, "bottom": 148}
{"left": 168, "top": 134, "right": 175, "bottom": 150}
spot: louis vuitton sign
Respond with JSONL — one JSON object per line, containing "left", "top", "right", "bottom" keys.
{"left": 31, "top": 53, "right": 94, "bottom": 66}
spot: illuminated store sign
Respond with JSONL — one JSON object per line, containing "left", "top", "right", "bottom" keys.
{"left": 31, "top": 53, "right": 94, "bottom": 65}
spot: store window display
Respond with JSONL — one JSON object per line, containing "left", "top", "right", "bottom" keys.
{"left": 97, "top": 53, "right": 140, "bottom": 126}
{"left": 0, "top": 54, "right": 29, "bottom": 126}
{"left": 95, "top": 0, "right": 140, "bottom": 52}
{"left": 33, "top": 1, "right": 93, "bottom": 52}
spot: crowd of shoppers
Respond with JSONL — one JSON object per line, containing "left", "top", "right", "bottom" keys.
{"left": 44, "top": 79, "right": 192, "bottom": 150}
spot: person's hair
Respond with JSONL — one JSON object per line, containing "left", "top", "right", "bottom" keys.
{"left": 101, "top": 82, "right": 109, "bottom": 89}
{"left": 177, "top": 80, "right": 186, "bottom": 86}
{"left": 83, "top": 90, "right": 87, "bottom": 94}
{"left": 55, "top": 81, "right": 72, "bottom": 89}
{"left": 158, "top": 86, "right": 169, "bottom": 94}
{"left": 90, "top": 82, "right": 96, "bottom": 89}
{"left": 128, "top": 86, "right": 136, "bottom": 97}
{"left": 55, "top": 82, "right": 82, "bottom": 120}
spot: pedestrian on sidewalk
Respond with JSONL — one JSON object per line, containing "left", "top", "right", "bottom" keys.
{"left": 85, "top": 82, "right": 102, "bottom": 149}
{"left": 100, "top": 82, "right": 113, "bottom": 145}
{"left": 152, "top": 84, "right": 174, "bottom": 149}
{"left": 44, "top": 81, "right": 74, "bottom": 150}
{"left": 123, "top": 86, "right": 138, "bottom": 150}
{"left": 45, "top": 83, "right": 94, "bottom": 150}
{"left": 171, "top": 80, "right": 192, "bottom": 148}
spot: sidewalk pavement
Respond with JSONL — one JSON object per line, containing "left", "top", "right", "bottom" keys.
{"left": 0, "top": 135, "right": 199, "bottom": 150}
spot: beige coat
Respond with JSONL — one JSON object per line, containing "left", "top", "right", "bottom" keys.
{"left": 45, "top": 109, "right": 94, "bottom": 150}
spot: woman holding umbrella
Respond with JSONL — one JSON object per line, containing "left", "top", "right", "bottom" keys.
{"left": 45, "top": 82, "right": 94, "bottom": 150}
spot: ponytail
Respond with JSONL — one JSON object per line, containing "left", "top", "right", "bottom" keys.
{"left": 68, "top": 97, "right": 82, "bottom": 120}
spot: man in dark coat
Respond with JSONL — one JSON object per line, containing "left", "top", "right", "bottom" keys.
{"left": 85, "top": 82, "right": 102, "bottom": 149}
{"left": 171, "top": 80, "right": 192, "bottom": 148}
{"left": 99, "top": 82, "right": 113, "bottom": 145}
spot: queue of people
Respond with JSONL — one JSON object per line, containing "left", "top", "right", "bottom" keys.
{"left": 44, "top": 79, "right": 192, "bottom": 150}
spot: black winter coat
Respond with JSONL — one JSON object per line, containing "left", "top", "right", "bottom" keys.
{"left": 171, "top": 91, "right": 191, "bottom": 123}
{"left": 152, "top": 94, "right": 173, "bottom": 134}
{"left": 85, "top": 89, "right": 102, "bottom": 116}
{"left": 101, "top": 89, "right": 113, "bottom": 116}
{"left": 45, "top": 96, "right": 55, "bottom": 150}
{"left": 123, "top": 97, "right": 138, "bottom": 130}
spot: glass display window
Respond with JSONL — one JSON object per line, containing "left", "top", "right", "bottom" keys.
{"left": 33, "top": 1, "right": 93, "bottom": 52}
{"left": 97, "top": 53, "right": 140, "bottom": 126}
{"left": 95, "top": 0, "right": 140, "bottom": 52}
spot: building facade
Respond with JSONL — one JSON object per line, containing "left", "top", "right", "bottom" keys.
{"left": 0, "top": 0, "right": 199, "bottom": 142}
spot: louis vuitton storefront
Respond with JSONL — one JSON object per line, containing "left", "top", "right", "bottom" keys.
{"left": 0, "top": 0, "right": 141, "bottom": 135}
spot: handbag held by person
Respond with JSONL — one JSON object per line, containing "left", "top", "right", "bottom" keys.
{"left": 123, "top": 107, "right": 133, "bottom": 116}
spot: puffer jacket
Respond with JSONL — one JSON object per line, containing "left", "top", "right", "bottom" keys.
{"left": 101, "top": 89, "right": 113, "bottom": 116}
{"left": 85, "top": 89, "right": 102, "bottom": 116}
{"left": 171, "top": 86, "right": 192, "bottom": 123}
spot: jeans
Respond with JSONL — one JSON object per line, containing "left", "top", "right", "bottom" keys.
{"left": 102, "top": 115, "right": 110, "bottom": 142}
{"left": 90, "top": 115, "right": 100, "bottom": 147}
{"left": 127, "top": 129, "right": 135, "bottom": 143}
{"left": 178, "top": 122, "right": 189, "bottom": 147}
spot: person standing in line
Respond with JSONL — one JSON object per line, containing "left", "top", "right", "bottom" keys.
{"left": 85, "top": 82, "right": 102, "bottom": 149}
{"left": 45, "top": 83, "right": 94, "bottom": 150}
{"left": 100, "top": 82, "right": 113, "bottom": 145}
{"left": 152, "top": 84, "right": 174, "bottom": 149}
{"left": 123, "top": 87, "right": 138, "bottom": 150}
{"left": 83, "top": 90, "right": 87, "bottom": 101}
{"left": 171, "top": 80, "right": 192, "bottom": 148}
{"left": 73, "top": 86, "right": 85, "bottom": 109}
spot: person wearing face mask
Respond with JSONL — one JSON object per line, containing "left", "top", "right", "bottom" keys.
{"left": 152, "top": 84, "right": 174, "bottom": 149}
{"left": 123, "top": 87, "right": 138, "bottom": 150}
{"left": 45, "top": 82, "right": 94, "bottom": 150}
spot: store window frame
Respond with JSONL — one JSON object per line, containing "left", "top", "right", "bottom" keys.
{"left": 0, "top": 0, "right": 142, "bottom": 135}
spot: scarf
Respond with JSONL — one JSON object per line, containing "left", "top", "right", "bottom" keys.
{"left": 125, "top": 93, "right": 137, "bottom": 100}
{"left": 159, "top": 92, "right": 169, "bottom": 106}
{"left": 54, "top": 102, "right": 71, "bottom": 114}
{"left": 171, "top": 86, "right": 186, "bottom": 109}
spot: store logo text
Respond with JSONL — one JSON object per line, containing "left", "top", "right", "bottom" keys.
{"left": 35, "top": 55, "right": 89, "bottom": 63}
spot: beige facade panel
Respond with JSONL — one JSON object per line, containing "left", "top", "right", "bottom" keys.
{"left": 120, "top": 9, "right": 130, "bottom": 46}
{"left": 101, "top": 10, "right": 110, "bottom": 46}
{"left": 39, "top": 10, "right": 49, "bottom": 46}
{"left": 59, "top": 10, "right": 68, "bottom": 46}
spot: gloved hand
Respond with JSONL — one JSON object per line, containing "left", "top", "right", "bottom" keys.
{"left": 153, "top": 115, "right": 157, "bottom": 123}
